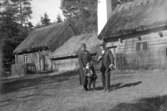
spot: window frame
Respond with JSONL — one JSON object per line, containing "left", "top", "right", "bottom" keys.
{"left": 136, "top": 41, "right": 148, "bottom": 51}
{"left": 24, "top": 55, "right": 28, "bottom": 63}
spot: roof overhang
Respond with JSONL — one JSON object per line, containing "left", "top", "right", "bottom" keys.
{"left": 14, "top": 47, "right": 48, "bottom": 55}
{"left": 51, "top": 53, "right": 97, "bottom": 61}
{"left": 102, "top": 24, "right": 167, "bottom": 42}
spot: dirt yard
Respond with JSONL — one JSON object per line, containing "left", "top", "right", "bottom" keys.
{"left": 0, "top": 70, "right": 167, "bottom": 111}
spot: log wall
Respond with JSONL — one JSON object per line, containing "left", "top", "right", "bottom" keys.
{"left": 109, "top": 30, "right": 167, "bottom": 69}
{"left": 14, "top": 50, "right": 53, "bottom": 75}
{"left": 52, "top": 58, "right": 79, "bottom": 72}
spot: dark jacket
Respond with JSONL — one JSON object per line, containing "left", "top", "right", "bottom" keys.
{"left": 100, "top": 49, "right": 114, "bottom": 69}
{"left": 78, "top": 50, "right": 92, "bottom": 68}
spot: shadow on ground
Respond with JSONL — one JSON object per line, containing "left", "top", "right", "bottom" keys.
{"left": 110, "top": 95, "right": 167, "bottom": 111}
{"left": 0, "top": 70, "right": 78, "bottom": 94}
{"left": 72, "top": 95, "right": 167, "bottom": 111}
{"left": 95, "top": 81, "right": 142, "bottom": 91}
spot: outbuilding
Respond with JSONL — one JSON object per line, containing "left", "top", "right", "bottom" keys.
{"left": 13, "top": 21, "right": 76, "bottom": 76}
{"left": 51, "top": 33, "right": 101, "bottom": 72}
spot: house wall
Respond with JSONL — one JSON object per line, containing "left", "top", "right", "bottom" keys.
{"left": 52, "top": 58, "right": 79, "bottom": 72}
{"left": 15, "top": 50, "right": 53, "bottom": 74}
{"left": 108, "top": 30, "right": 167, "bottom": 70}
{"left": 0, "top": 42, "right": 3, "bottom": 77}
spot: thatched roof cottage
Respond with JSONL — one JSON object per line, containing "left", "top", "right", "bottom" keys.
{"left": 50, "top": 33, "right": 101, "bottom": 72}
{"left": 13, "top": 21, "right": 76, "bottom": 76}
{"left": 98, "top": 0, "right": 167, "bottom": 69}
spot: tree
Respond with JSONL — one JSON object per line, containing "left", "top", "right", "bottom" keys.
{"left": 0, "top": 0, "right": 32, "bottom": 37}
{"left": 40, "top": 13, "right": 51, "bottom": 26}
{"left": 0, "top": 0, "right": 32, "bottom": 76}
{"left": 56, "top": 14, "right": 63, "bottom": 23}
{"left": 27, "top": 21, "right": 33, "bottom": 28}
{"left": 11, "top": 0, "right": 32, "bottom": 26}
{"left": 0, "top": 0, "right": 32, "bottom": 26}
{"left": 61, "top": 0, "right": 97, "bottom": 33}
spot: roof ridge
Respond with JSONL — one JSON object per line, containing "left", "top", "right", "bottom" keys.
{"left": 14, "top": 21, "right": 75, "bottom": 54}
{"left": 113, "top": 0, "right": 153, "bottom": 15}
{"left": 98, "top": 0, "right": 167, "bottom": 41}
{"left": 34, "top": 22, "right": 66, "bottom": 32}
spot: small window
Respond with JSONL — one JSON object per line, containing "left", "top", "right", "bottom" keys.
{"left": 24, "top": 55, "right": 28, "bottom": 63}
{"left": 143, "top": 42, "right": 148, "bottom": 50}
{"left": 24, "top": 55, "right": 32, "bottom": 63}
{"left": 136, "top": 41, "right": 148, "bottom": 51}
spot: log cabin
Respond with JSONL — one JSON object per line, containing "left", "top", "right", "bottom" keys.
{"left": 98, "top": 0, "right": 167, "bottom": 70}
{"left": 51, "top": 33, "right": 101, "bottom": 73}
{"left": 13, "top": 21, "right": 76, "bottom": 76}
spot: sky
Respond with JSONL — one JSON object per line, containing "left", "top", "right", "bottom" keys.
{"left": 31, "top": 0, "right": 64, "bottom": 25}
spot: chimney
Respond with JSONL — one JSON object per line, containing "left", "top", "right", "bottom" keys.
{"left": 98, "top": 0, "right": 112, "bottom": 34}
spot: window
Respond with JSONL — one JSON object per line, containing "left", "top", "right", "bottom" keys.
{"left": 24, "top": 55, "right": 32, "bottom": 63}
{"left": 136, "top": 42, "right": 140, "bottom": 51}
{"left": 136, "top": 41, "right": 148, "bottom": 51}
{"left": 24, "top": 55, "right": 28, "bottom": 63}
{"left": 143, "top": 42, "right": 148, "bottom": 50}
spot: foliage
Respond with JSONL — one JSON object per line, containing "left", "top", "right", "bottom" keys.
{"left": 40, "top": 13, "right": 51, "bottom": 26}
{"left": 0, "top": 0, "right": 32, "bottom": 26}
{"left": 61, "top": 0, "right": 97, "bottom": 33}
{"left": 12, "top": 0, "right": 32, "bottom": 25}
{"left": 56, "top": 14, "right": 63, "bottom": 23}
{"left": 0, "top": 0, "right": 32, "bottom": 76}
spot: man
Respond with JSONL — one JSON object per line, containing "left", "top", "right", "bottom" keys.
{"left": 78, "top": 43, "right": 95, "bottom": 90}
{"left": 98, "top": 43, "right": 115, "bottom": 92}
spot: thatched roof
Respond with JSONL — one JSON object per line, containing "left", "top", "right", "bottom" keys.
{"left": 98, "top": 0, "right": 167, "bottom": 42}
{"left": 51, "top": 33, "right": 102, "bottom": 59}
{"left": 14, "top": 21, "right": 76, "bottom": 54}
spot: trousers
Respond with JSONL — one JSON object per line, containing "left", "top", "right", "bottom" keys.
{"left": 79, "top": 68, "right": 84, "bottom": 85}
{"left": 101, "top": 67, "right": 111, "bottom": 91}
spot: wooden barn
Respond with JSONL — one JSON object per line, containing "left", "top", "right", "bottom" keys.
{"left": 98, "top": 0, "right": 167, "bottom": 70}
{"left": 13, "top": 21, "right": 76, "bottom": 76}
{"left": 51, "top": 33, "right": 101, "bottom": 72}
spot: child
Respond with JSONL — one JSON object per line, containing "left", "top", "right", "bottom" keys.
{"left": 84, "top": 62, "right": 97, "bottom": 90}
